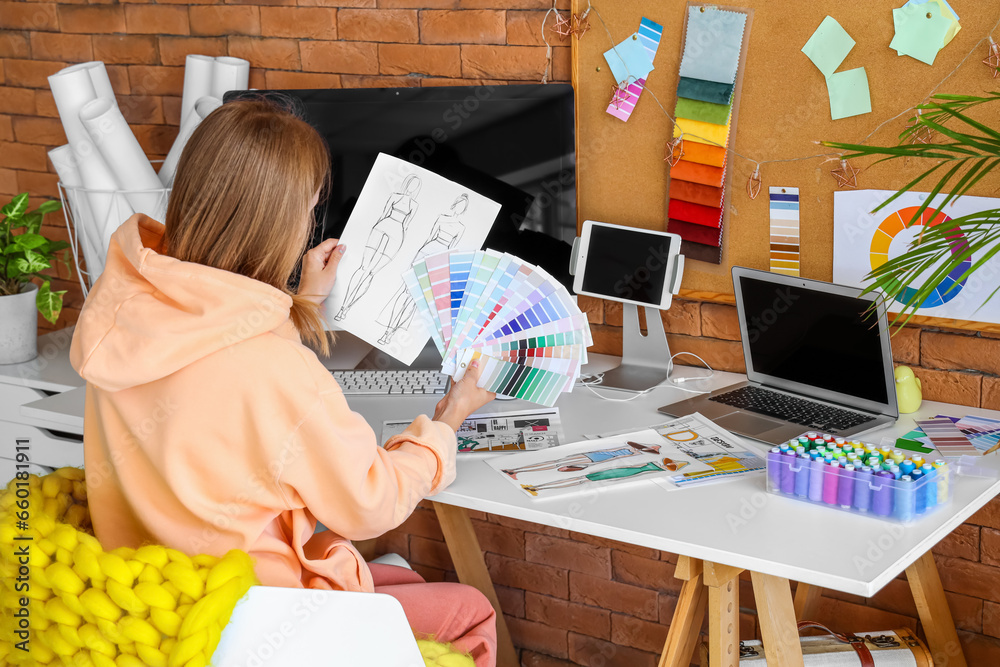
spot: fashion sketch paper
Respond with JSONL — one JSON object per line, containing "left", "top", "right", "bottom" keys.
{"left": 323, "top": 153, "right": 501, "bottom": 364}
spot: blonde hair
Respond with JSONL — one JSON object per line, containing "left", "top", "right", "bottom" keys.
{"left": 164, "top": 98, "right": 332, "bottom": 355}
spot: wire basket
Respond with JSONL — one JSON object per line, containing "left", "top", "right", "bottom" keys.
{"left": 58, "top": 181, "right": 170, "bottom": 296}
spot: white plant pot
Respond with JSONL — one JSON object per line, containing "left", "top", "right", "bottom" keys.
{"left": 0, "top": 283, "right": 39, "bottom": 364}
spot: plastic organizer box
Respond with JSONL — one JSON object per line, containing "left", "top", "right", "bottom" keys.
{"left": 765, "top": 432, "right": 952, "bottom": 523}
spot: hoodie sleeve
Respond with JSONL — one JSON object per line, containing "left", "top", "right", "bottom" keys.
{"left": 273, "top": 385, "right": 458, "bottom": 541}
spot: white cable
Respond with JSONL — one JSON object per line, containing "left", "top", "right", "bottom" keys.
{"left": 577, "top": 351, "right": 716, "bottom": 401}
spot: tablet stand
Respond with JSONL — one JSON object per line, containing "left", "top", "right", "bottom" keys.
{"left": 599, "top": 303, "right": 673, "bottom": 392}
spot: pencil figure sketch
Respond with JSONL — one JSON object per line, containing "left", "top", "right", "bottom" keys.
{"left": 376, "top": 194, "right": 470, "bottom": 345}
{"left": 333, "top": 174, "right": 422, "bottom": 322}
{"left": 520, "top": 458, "right": 687, "bottom": 496}
{"left": 501, "top": 441, "right": 662, "bottom": 480}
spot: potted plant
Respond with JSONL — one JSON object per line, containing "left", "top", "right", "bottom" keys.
{"left": 822, "top": 92, "right": 1000, "bottom": 328}
{"left": 1, "top": 192, "right": 71, "bottom": 364}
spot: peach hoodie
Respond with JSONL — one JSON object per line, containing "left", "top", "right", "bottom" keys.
{"left": 70, "top": 214, "right": 458, "bottom": 592}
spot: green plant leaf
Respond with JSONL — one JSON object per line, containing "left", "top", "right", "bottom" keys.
{"left": 35, "top": 280, "right": 65, "bottom": 324}
{"left": 13, "top": 233, "right": 46, "bottom": 251}
{"left": 20, "top": 211, "right": 43, "bottom": 234}
{"left": 1, "top": 193, "right": 29, "bottom": 219}
{"left": 35, "top": 199, "right": 61, "bottom": 215}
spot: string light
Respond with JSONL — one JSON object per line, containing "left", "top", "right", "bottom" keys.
{"left": 746, "top": 164, "right": 762, "bottom": 199}
{"left": 609, "top": 82, "right": 632, "bottom": 110}
{"left": 831, "top": 160, "right": 861, "bottom": 189}
{"left": 983, "top": 36, "right": 1000, "bottom": 78}
{"left": 663, "top": 136, "right": 685, "bottom": 166}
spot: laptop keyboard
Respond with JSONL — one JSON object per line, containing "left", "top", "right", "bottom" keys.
{"left": 331, "top": 370, "right": 450, "bottom": 395}
{"left": 709, "top": 386, "right": 873, "bottom": 432}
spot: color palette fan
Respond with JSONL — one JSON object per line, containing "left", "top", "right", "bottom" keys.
{"left": 402, "top": 250, "right": 593, "bottom": 407}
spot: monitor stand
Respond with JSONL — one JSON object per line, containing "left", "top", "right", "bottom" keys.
{"left": 599, "top": 303, "right": 672, "bottom": 392}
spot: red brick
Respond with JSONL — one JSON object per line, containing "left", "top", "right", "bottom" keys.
{"left": 395, "top": 506, "right": 444, "bottom": 540}
{"left": 933, "top": 523, "right": 980, "bottom": 562}
{"left": 0, "top": 31, "right": 31, "bottom": 59}
{"left": 339, "top": 9, "right": 417, "bottom": 42}
{"left": 124, "top": 5, "right": 189, "bottom": 35}
{"left": 590, "top": 324, "right": 622, "bottom": 355}
{"left": 701, "top": 302, "right": 740, "bottom": 341}
{"left": 260, "top": 7, "right": 336, "bottom": 40}
{"left": 910, "top": 366, "right": 981, "bottom": 408}
{"left": 228, "top": 36, "right": 301, "bottom": 71}
{"left": 526, "top": 592, "right": 610, "bottom": 639}
{"left": 0, "top": 2, "right": 59, "bottom": 30}
{"left": 552, "top": 45, "right": 570, "bottom": 82}
{"left": 957, "top": 630, "right": 1000, "bottom": 666}
{"left": 971, "top": 497, "right": 1000, "bottom": 530}
{"left": 985, "top": 601, "right": 1000, "bottom": 639}
{"left": 568, "top": 533, "right": 659, "bottom": 560}
{"left": 29, "top": 32, "right": 93, "bottom": 62}
{"left": 525, "top": 533, "right": 611, "bottom": 578}
{"left": 127, "top": 66, "right": 184, "bottom": 97}
{"left": 461, "top": 0, "right": 556, "bottom": 7}
{"left": 264, "top": 71, "right": 342, "bottom": 89}
{"left": 0, "top": 115, "right": 11, "bottom": 142}
{"left": 983, "top": 528, "right": 1000, "bottom": 566}
{"left": 34, "top": 91, "right": 57, "bottom": 118}
{"left": 610, "top": 613, "right": 667, "bottom": 653}
{"left": 379, "top": 44, "right": 461, "bottom": 77}
{"left": 12, "top": 117, "right": 64, "bottom": 145}
{"left": 891, "top": 326, "right": 920, "bottom": 365}
{"left": 373, "top": 530, "right": 409, "bottom": 560}
{"left": 411, "top": 562, "right": 447, "bottom": 582}
{"left": 301, "top": 41, "right": 378, "bottom": 75}
{"left": 420, "top": 77, "right": 508, "bottom": 87}
{"left": 297, "top": 0, "right": 373, "bottom": 6}
{"left": 487, "top": 553, "right": 568, "bottom": 599}
{"left": 0, "top": 167, "right": 18, "bottom": 195}
{"left": 569, "top": 572, "right": 658, "bottom": 621}
{"left": 132, "top": 124, "right": 176, "bottom": 156}
{"left": 937, "top": 556, "right": 1000, "bottom": 604}
{"left": 17, "top": 169, "right": 59, "bottom": 198}
{"left": 606, "top": 299, "right": 700, "bottom": 336}
{"left": 56, "top": 5, "right": 125, "bottom": 33}
{"left": 982, "top": 376, "right": 1000, "bottom": 411}
{"left": 375, "top": 0, "right": 454, "bottom": 7}
{"left": 576, "top": 295, "right": 603, "bottom": 325}
{"left": 521, "top": 651, "right": 575, "bottom": 667}
{"left": 496, "top": 584, "right": 525, "bottom": 619}
{"left": 813, "top": 595, "right": 917, "bottom": 633}
{"left": 657, "top": 593, "right": 678, "bottom": 624}
{"left": 93, "top": 35, "right": 158, "bottom": 65}
{"left": 869, "top": 577, "right": 981, "bottom": 632}
{"left": 117, "top": 95, "right": 164, "bottom": 125}
{"left": 340, "top": 74, "right": 420, "bottom": 88}
{"left": 612, "top": 552, "right": 682, "bottom": 595}
{"left": 923, "top": 331, "right": 1000, "bottom": 374}
{"left": 408, "top": 535, "right": 454, "bottom": 570}
{"left": 507, "top": 10, "right": 570, "bottom": 46}
{"left": 668, "top": 334, "right": 746, "bottom": 373}
{"left": 507, "top": 617, "right": 568, "bottom": 660}
{"left": 106, "top": 65, "right": 130, "bottom": 95}
{"left": 189, "top": 6, "right": 261, "bottom": 37}
{"left": 471, "top": 519, "right": 524, "bottom": 559}
{"left": 462, "top": 45, "right": 549, "bottom": 80}
{"left": 489, "top": 514, "right": 571, "bottom": 539}
{"left": 421, "top": 9, "right": 505, "bottom": 44}
{"left": 157, "top": 37, "right": 226, "bottom": 66}
{"left": 4, "top": 59, "right": 65, "bottom": 88}
{"left": 0, "top": 141, "right": 47, "bottom": 170}
{"left": 568, "top": 632, "right": 657, "bottom": 667}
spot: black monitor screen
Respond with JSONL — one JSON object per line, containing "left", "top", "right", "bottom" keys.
{"left": 226, "top": 85, "right": 577, "bottom": 288}
{"left": 581, "top": 225, "right": 670, "bottom": 306}
{"left": 738, "top": 276, "right": 889, "bottom": 404}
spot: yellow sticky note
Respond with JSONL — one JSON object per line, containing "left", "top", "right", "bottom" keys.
{"left": 673, "top": 116, "right": 730, "bottom": 147}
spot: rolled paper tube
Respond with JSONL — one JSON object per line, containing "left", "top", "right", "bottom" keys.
{"left": 48, "top": 145, "right": 105, "bottom": 281}
{"left": 158, "top": 96, "right": 223, "bottom": 187}
{"left": 794, "top": 454, "right": 810, "bottom": 497}
{"left": 80, "top": 97, "right": 165, "bottom": 221}
{"left": 837, "top": 464, "right": 855, "bottom": 508}
{"left": 668, "top": 219, "right": 721, "bottom": 247}
{"left": 677, "top": 77, "right": 734, "bottom": 105}
{"left": 180, "top": 55, "right": 216, "bottom": 129}
{"left": 822, "top": 461, "right": 840, "bottom": 505}
{"left": 668, "top": 199, "right": 723, "bottom": 228}
{"left": 48, "top": 64, "right": 128, "bottom": 271}
{"left": 807, "top": 457, "right": 825, "bottom": 502}
{"left": 211, "top": 56, "right": 250, "bottom": 100}
{"left": 670, "top": 160, "right": 725, "bottom": 187}
{"left": 895, "top": 475, "right": 916, "bottom": 522}
{"left": 872, "top": 471, "right": 895, "bottom": 516}
{"left": 766, "top": 447, "right": 782, "bottom": 490}
{"left": 59, "top": 61, "right": 115, "bottom": 101}
{"left": 779, "top": 450, "right": 796, "bottom": 494}
{"left": 852, "top": 466, "right": 872, "bottom": 512}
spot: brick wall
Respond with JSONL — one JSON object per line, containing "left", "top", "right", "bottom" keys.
{"left": 4, "top": 3, "right": 1000, "bottom": 664}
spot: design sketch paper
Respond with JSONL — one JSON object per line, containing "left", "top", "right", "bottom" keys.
{"left": 382, "top": 408, "right": 563, "bottom": 454}
{"left": 324, "top": 153, "right": 500, "bottom": 363}
{"left": 833, "top": 190, "right": 1000, "bottom": 325}
{"left": 488, "top": 429, "right": 712, "bottom": 498}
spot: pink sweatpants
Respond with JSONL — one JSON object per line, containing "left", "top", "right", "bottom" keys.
{"left": 369, "top": 563, "right": 498, "bottom": 667}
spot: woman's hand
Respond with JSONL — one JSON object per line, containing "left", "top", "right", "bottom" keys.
{"left": 298, "top": 238, "right": 346, "bottom": 305}
{"left": 433, "top": 360, "right": 497, "bottom": 431}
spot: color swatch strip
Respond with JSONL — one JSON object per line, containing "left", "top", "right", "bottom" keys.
{"left": 666, "top": 5, "right": 748, "bottom": 265}
{"left": 916, "top": 418, "right": 979, "bottom": 458}
{"left": 769, "top": 187, "right": 800, "bottom": 276}
{"left": 605, "top": 18, "right": 664, "bottom": 122}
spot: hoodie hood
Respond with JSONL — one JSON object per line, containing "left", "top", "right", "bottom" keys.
{"left": 70, "top": 214, "right": 297, "bottom": 391}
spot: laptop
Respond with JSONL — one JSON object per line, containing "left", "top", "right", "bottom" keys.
{"left": 658, "top": 267, "right": 898, "bottom": 445}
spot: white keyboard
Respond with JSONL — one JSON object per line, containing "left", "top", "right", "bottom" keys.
{"left": 331, "top": 369, "right": 450, "bottom": 395}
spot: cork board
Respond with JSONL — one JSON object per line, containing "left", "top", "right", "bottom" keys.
{"left": 572, "top": 0, "right": 1000, "bottom": 332}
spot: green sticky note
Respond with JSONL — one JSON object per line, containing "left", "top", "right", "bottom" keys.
{"left": 826, "top": 67, "right": 871, "bottom": 120}
{"left": 890, "top": 2, "right": 952, "bottom": 65}
{"left": 675, "top": 97, "right": 732, "bottom": 125}
{"left": 801, "top": 16, "right": 856, "bottom": 77}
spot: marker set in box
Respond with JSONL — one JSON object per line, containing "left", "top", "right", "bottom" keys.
{"left": 765, "top": 432, "right": 952, "bottom": 523}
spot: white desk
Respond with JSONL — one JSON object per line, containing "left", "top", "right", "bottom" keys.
{"left": 15, "top": 343, "right": 996, "bottom": 667}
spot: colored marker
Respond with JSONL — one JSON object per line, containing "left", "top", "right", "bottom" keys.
{"left": 853, "top": 466, "right": 873, "bottom": 512}
{"left": 872, "top": 470, "right": 895, "bottom": 517}
{"left": 895, "top": 475, "right": 916, "bottom": 522}
{"left": 838, "top": 464, "right": 856, "bottom": 509}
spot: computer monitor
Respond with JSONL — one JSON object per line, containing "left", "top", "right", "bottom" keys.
{"left": 225, "top": 84, "right": 577, "bottom": 290}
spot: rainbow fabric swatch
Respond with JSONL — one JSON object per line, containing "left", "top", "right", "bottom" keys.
{"left": 769, "top": 187, "right": 800, "bottom": 276}
{"left": 404, "top": 250, "right": 593, "bottom": 407}
{"left": 605, "top": 18, "right": 663, "bottom": 122}
{"left": 667, "top": 5, "right": 749, "bottom": 265}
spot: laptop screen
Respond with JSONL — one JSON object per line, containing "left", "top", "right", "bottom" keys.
{"left": 737, "top": 275, "right": 890, "bottom": 406}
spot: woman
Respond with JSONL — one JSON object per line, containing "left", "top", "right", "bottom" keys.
{"left": 69, "top": 99, "right": 498, "bottom": 665}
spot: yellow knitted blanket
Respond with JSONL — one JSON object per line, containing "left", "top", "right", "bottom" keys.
{"left": 0, "top": 468, "right": 473, "bottom": 667}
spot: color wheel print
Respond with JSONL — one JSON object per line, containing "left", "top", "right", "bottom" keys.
{"left": 869, "top": 206, "right": 971, "bottom": 308}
